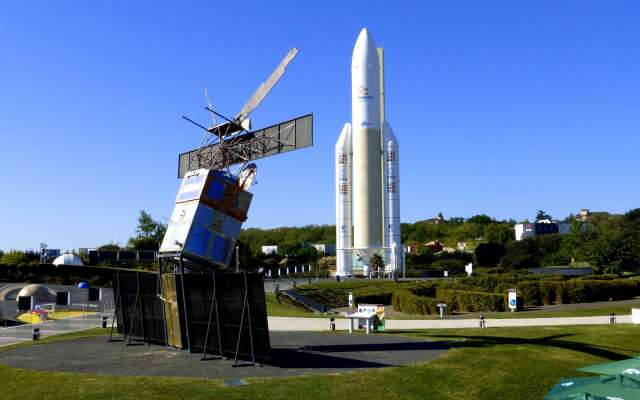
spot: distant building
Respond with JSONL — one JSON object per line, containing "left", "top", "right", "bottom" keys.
{"left": 515, "top": 220, "right": 559, "bottom": 241}
{"left": 557, "top": 222, "right": 573, "bottom": 235}
{"left": 87, "top": 249, "right": 157, "bottom": 266}
{"left": 311, "top": 243, "right": 336, "bottom": 255}
{"left": 576, "top": 208, "right": 591, "bottom": 221}
{"left": 261, "top": 245, "right": 278, "bottom": 255}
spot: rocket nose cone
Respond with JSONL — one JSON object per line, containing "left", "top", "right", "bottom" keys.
{"left": 352, "top": 28, "right": 379, "bottom": 69}
{"left": 354, "top": 27, "right": 376, "bottom": 52}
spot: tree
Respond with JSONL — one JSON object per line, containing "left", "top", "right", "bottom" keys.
{"left": 1, "top": 250, "right": 29, "bottom": 264}
{"left": 475, "top": 242, "right": 505, "bottom": 268}
{"left": 467, "top": 214, "right": 493, "bottom": 225}
{"left": 536, "top": 210, "right": 552, "bottom": 221}
{"left": 484, "top": 223, "right": 514, "bottom": 245}
{"left": 586, "top": 233, "right": 635, "bottom": 274}
{"left": 317, "top": 256, "right": 336, "bottom": 273}
{"left": 369, "top": 254, "right": 384, "bottom": 271}
{"left": 500, "top": 239, "right": 540, "bottom": 270}
{"left": 128, "top": 210, "right": 167, "bottom": 250}
{"left": 98, "top": 243, "right": 120, "bottom": 250}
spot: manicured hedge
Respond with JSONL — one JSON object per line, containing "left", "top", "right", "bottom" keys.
{"left": 516, "top": 281, "right": 543, "bottom": 306}
{"left": 437, "top": 289, "right": 505, "bottom": 312}
{"left": 353, "top": 289, "right": 394, "bottom": 305}
{"left": 0, "top": 263, "right": 125, "bottom": 287}
{"left": 499, "top": 278, "right": 640, "bottom": 305}
{"left": 392, "top": 290, "right": 441, "bottom": 315}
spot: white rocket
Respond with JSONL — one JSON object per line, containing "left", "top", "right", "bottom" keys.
{"left": 336, "top": 28, "right": 401, "bottom": 277}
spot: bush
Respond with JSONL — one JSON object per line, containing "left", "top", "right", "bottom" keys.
{"left": 550, "top": 279, "right": 640, "bottom": 304}
{"left": 1, "top": 251, "right": 30, "bottom": 264}
{"left": 353, "top": 289, "right": 394, "bottom": 305}
{"left": 392, "top": 290, "right": 440, "bottom": 315}
{"left": 516, "top": 281, "right": 542, "bottom": 306}
{"left": 580, "top": 274, "right": 618, "bottom": 281}
{"left": 430, "top": 259, "right": 465, "bottom": 274}
{"left": 437, "top": 289, "right": 505, "bottom": 312}
{"left": 539, "top": 281, "right": 557, "bottom": 305}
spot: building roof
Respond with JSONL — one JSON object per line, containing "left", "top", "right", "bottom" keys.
{"left": 52, "top": 253, "right": 84, "bottom": 266}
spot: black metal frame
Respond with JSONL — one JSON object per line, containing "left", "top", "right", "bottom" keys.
{"left": 108, "top": 272, "right": 123, "bottom": 342}
{"left": 156, "top": 252, "right": 258, "bottom": 366}
{"left": 232, "top": 271, "right": 256, "bottom": 367}
{"left": 108, "top": 271, "right": 147, "bottom": 345}
{"left": 201, "top": 270, "right": 224, "bottom": 361}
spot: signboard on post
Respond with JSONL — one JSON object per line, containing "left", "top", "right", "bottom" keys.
{"left": 348, "top": 293, "right": 354, "bottom": 308}
{"left": 508, "top": 288, "right": 517, "bottom": 312}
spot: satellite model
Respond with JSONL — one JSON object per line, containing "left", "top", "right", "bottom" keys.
{"left": 110, "top": 47, "right": 313, "bottom": 367}
{"left": 160, "top": 47, "right": 313, "bottom": 272}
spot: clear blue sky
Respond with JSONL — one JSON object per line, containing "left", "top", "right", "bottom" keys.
{"left": 1, "top": 1, "right": 639, "bottom": 251}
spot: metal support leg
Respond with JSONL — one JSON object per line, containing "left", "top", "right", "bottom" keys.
{"left": 233, "top": 272, "right": 255, "bottom": 368}
{"left": 202, "top": 270, "right": 223, "bottom": 361}
{"left": 108, "top": 272, "right": 123, "bottom": 342}
{"left": 178, "top": 255, "right": 191, "bottom": 351}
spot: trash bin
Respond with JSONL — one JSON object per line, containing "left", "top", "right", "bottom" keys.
{"left": 102, "top": 316, "right": 108, "bottom": 328}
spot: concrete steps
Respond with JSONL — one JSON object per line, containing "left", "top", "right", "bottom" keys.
{"left": 282, "top": 290, "right": 326, "bottom": 314}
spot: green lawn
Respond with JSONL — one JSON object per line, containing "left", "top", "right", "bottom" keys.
{"left": 265, "top": 293, "right": 325, "bottom": 318}
{"left": 1, "top": 325, "right": 639, "bottom": 399}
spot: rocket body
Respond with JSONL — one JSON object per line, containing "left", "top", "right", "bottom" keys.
{"left": 351, "top": 29, "right": 383, "bottom": 253}
{"left": 335, "top": 28, "right": 401, "bottom": 277}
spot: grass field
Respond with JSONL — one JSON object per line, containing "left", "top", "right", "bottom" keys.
{"left": 265, "top": 293, "right": 328, "bottom": 318}
{"left": 1, "top": 325, "right": 638, "bottom": 399}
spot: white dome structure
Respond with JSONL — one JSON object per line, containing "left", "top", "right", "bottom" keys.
{"left": 17, "top": 284, "right": 54, "bottom": 304}
{"left": 53, "top": 253, "right": 84, "bottom": 266}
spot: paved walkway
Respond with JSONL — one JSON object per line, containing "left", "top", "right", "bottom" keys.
{"left": 0, "top": 313, "right": 113, "bottom": 347}
{"left": 268, "top": 314, "right": 633, "bottom": 331}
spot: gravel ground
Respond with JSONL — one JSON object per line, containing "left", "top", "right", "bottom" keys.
{"left": 0, "top": 331, "right": 448, "bottom": 379}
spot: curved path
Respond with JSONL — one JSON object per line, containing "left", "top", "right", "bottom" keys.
{"left": 268, "top": 314, "right": 632, "bottom": 331}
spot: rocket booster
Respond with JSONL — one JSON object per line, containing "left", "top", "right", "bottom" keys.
{"left": 335, "top": 123, "right": 353, "bottom": 277}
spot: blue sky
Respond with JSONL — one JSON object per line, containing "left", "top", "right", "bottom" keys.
{"left": 1, "top": 1, "right": 638, "bottom": 251}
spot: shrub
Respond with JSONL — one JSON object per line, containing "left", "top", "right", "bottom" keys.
{"left": 353, "top": 289, "right": 394, "bottom": 305}
{"left": 392, "top": 290, "right": 440, "bottom": 315}
{"left": 539, "top": 281, "right": 557, "bottom": 305}
{"left": 437, "top": 289, "right": 505, "bottom": 312}
{"left": 580, "top": 274, "right": 618, "bottom": 281}
{"left": 516, "top": 281, "right": 542, "bottom": 306}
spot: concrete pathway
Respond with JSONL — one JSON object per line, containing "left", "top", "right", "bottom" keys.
{"left": 268, "top": 314, "right": 633, "bottom": 331}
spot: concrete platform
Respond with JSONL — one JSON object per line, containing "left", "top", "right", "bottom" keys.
{"left": 0, "top": 331, "right": 448, "bottom": 379}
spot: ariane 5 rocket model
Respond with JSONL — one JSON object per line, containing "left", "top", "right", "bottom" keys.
{"left": 336, "top": 28, "right": 401, "bottom": 277}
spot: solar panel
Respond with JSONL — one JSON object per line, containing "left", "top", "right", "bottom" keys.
{"left": 178, "top": 114, "right": 313, "bottom": 177}
{"left": 112, "top": 270, "right": 270, "bottom": 363}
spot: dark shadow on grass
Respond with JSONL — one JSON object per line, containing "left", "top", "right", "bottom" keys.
{"left": 392, "top": 331, "right": 629, "bottom": 361}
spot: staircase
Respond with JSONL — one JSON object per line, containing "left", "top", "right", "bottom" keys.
{"left": 282, "top": 289, "right": 326, "bottom": 314}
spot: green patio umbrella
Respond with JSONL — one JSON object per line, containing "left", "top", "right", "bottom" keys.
{"left": 544, "top": 374, "right": 640, "bottom": 400}
{"left": 578, "top": 357, "right": 640, "bottom": 377}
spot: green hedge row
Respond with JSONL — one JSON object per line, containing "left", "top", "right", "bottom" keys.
{"left": 353, "top": 289, "right": 394, "bottom": 305}
{"left": 494, "top": 278, "right": 640, "bottom": 306}
{"left": 437, "top": 289, "right": 505, "bottom": 312}
{"left": 0, "top": 263, "right": 123, "bottom": 287}
{"left": 392, "top": 290, "right": 441, "bottom": 315}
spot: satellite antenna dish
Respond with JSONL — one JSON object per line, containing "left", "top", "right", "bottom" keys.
{"left": 182, "top": 47, "right": 305, "bottom": 176}
{"left": 204, "top": 86, "right": 217, "bottom": 127}
{"left": 203, "top": 47, "right": 298, "bottom": 138}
